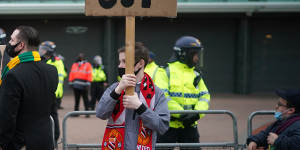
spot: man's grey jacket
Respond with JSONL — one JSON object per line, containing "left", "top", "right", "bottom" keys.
{"left": 96, "top": 82, "right": 170, "bottom": 150}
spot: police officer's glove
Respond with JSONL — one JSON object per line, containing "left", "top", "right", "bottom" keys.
{"left": 180, "top": 114, "right": 200, "bottom": 127}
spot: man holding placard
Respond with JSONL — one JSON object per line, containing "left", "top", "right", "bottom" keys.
{"left": 96, "top": 42, "right": 170, "bottom": 150}
{"left": 86, "top": 1, "right": 175, "bottom": 149}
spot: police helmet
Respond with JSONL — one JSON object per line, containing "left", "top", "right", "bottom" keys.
{"left": 173, "top": 36, "right": 204, "bottom": 67}
{"left": 39, "top": 41, "right": 56, "bottom": 57}
{"left": 0, "top": 28, "right": 7, "bottom": 45}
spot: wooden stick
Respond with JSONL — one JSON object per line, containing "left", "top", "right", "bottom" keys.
{"left": 125, "top": 16, "right": 135, "bottom": 95}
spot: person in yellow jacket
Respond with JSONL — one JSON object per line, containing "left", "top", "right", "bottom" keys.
{"left": 90, "top": 55, "right": 108, "bottom": 110}
{"left": 157, "top": 36, "right": 210, "bottom": 150}
{"left": 144, "top": 51, "right": 168, "bottom": 91}
{"left": 39, "top": 41, "right": 67, "bottom": 144}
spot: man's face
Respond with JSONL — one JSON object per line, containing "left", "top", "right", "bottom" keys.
{"left": 118, "top": 51, "right": 143, "bottom": 72}
{"left": 118, "top": 52, "right": 126, "bottom": 68}
{"left": 192, "top": 51, "right": 199, "bottom": 64}
{"left": 9, "top": 29, "right": 20, "bottom": 46}
{"left": 185, "top": 50, "right": 200, "bottom": 68}
{"left": 275, "top": 98, "right": 293, "bottom": 119}
{"left": 8, "top": 29, "right": 23, "bottom": 52}
{"left": 276, "top": 98, "right": 288, "bottom": 112}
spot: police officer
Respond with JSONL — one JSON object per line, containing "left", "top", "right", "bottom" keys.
{"left": 145, "top": 51, "right": 159, "bottom": 79}
{"left": 39, "top": 41, "right": 67, "bottom": 143}
{"left": 157, "top": 36, "right": 210, "bottom": 150}
{"left": 144, "top": 51, "right": 168, "bottom": 90}
{"left": 39, "top": 41, "right": 67, "bottom": 109}
{"left": 90, "top": 55, "right": 107, "bottom": 110}
{"left": 0, "top": 28, "right": 11, "bottom": 74}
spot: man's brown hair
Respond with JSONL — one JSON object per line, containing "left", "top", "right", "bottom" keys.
{"left": 118, "top": 42, "right": 149, "bottom": 67}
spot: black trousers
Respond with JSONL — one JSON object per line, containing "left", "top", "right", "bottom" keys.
{"left": 157, "top": 127, "right": 201, "bottom": 150}
{"left": 90, "top": 82, "right": 105, "bottom": 110}
{"left": 73, "top": 88, "right": 89, "bottom": 111}
{"left": 57, "top": 97, "right": 62, "bottom": 108}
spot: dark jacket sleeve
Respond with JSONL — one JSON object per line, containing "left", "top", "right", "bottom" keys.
{"left": 247, "top": 124, "right": 273, "bottom": 147}
{"left": 96, "top": 83, "right": 119, "bottom": 120}
{"left": 138, "top": 86, "right": 170, "bottom": 135}
{"left": 273, "top": 121, "right": 300, "bottom": 150}
{"left": 0, "top": 72, "right": 22, "bottom": 148}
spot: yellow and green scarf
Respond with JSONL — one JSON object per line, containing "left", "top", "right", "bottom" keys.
{"left": 0, "top": 51, "right": 41, "bottom": 85}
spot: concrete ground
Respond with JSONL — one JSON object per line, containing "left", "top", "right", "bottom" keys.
{"left": 56, "top": 92, "right": 277, "bottom": 150}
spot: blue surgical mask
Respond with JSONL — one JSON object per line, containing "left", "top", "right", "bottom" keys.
{"left": 274, "top": 109, "right": 289, "bottom": 120}
{"left": 274, "top": 111, "right": 282, "bottom": 120}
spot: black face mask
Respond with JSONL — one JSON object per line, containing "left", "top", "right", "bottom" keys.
{"left": 5, "top": 42, "right": 21, "bottom": 58}
{"left": 118, "top": 67, "right": 125, "bottom": 77}
{"left": 118, "top": 66, "right": 142, "bottom": 77}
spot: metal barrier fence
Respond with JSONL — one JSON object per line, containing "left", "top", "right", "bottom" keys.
{"left": 62, "top": 110, "right": 239, "bottom": 150}
{"left": 247, "top": 110, "right": 275, "bottom": 137}
{"left": 50, "top": 115, "right": 57, "bottom": 150}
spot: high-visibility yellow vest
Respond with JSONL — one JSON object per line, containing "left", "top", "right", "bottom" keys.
{"left": 92, "top": 65, "right": 106, "bottom": 82}
{"left": 47, "top": 57, "right": 67, "bottom": 98}
{"left": 162, "top": 61, "right": 210, "bottom": 128}
{"left": 145, "top": 61, "right": 159, "bottom": 80}
{"left": 145, "top": 61, "right": 169, "bottom": 90}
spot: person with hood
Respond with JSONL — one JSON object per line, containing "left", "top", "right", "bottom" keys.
{"left": 69, "top": 53, "right": 92, "bottom": 117}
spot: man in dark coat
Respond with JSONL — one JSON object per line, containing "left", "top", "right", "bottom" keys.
{"left": 247, "top": 89, "right": 300, "bottom": 150}
{"left": 0, "top": 26, "right": 58, "bottom": 150}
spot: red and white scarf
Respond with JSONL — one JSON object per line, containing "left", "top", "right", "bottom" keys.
{"left": 102, "top": 73, "right": 155, "bottom": 150}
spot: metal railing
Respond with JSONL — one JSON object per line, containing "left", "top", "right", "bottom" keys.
{"left": 50, "top": 115, "right": 57, "bottom": 150}
{"left": 62, "top": 110, "right": 239, "bottom": 150}
{"left": 247, "top": 110, "right": 275, "bottom": 137}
